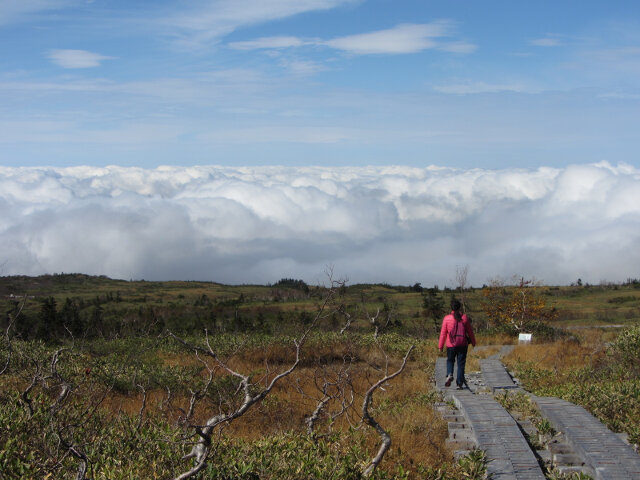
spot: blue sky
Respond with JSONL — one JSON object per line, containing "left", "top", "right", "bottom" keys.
{"left": 1, "top": 2, "right": 640, "bottom": 285}
{"left": 2, "top": 0, "right": 640, "bottom": 169}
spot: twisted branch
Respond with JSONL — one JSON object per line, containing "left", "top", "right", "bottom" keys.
{"left": 361, "top": 345, "right": 414, "bottom": 478}
{"left": 1, "top": 294, "right": 26, "bottom": 375}
{"left": 171, "top": 277, "right": 343, "bottom": 480}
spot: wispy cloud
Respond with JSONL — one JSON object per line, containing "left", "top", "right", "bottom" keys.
{"left": 529, "top": 35, "right": 564, "bottom": 47}
{"left": 0, "top": 68, "right": 271, "bottom": 103}
{"left": 200, "top": 125, "right": 353, "bottom": 144}
{"left": 279, "top": 59, "right": 327, "bottom": 76}
{"left": 585, "top": 46, "right": 640, "bottom": 65}
{"left": 228, "top": 22, "right": 476, "bottom": 56}
{"left": 167, "top": 0, "right": 358, "bottom": 46}
{"left": 0, "top": 0, "right": 72, "bottom": 26}
{"left": 1, "top": 163, "right": 638, "bottom": 285}
{"left": 47, "top": 49, "right": 115, "bottom": 68}
{"left": 229, "top": 36, "right": 309, "bottom": 50}
{"left": 433, "top": 81, "right": 534, "bottom": 95}
{"left": 325, "top": 23, "right": 451, "bottom": 54}
{"left": 598, "top": 91, "right": 640, "bottom": 100}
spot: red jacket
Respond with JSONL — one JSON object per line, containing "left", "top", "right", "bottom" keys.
{"left": 438, "top": 312, "right": 476, "bottom": 349}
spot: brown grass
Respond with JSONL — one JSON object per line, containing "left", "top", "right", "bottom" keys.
{"left": 3, "top": 335, "right": 451, "bottom": 476}
{"left": 503, "top": 338, "right": 605, "bottom": 373}
{"left": 176, "top": 353, "right": 453, "bottom": 472}
{"left": 477, "top": 332, "right": 518, "bottom": 345}
{"left": 157, "top": 352, "right": 204, "bottom": 368}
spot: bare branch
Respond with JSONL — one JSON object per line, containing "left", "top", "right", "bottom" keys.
{"left": 168, "top": 331, "right": 299, "bottom": 478}
{"left": 21, "top": 363, "right": 41, "bottom": 417}
{"left": 1, "top": 294, "right": 26, "bottom": 375}
{"left": 358, "top": 293, "right": 395, "bottom": 339}
{"left": 304, "top": 359, "right": 355, "bottom": 438}
{"left": 136, "top": 384, "right": 148, "bottom": 432}
{"left": 48, "top": 348, "right": 72, "bottom": 414}
{"left": 171, "top": 275, "right": 343, "bottom": 479}
{"left": 45, "top": 347, "right": 97, "bottom": 480}
{"left": 361, "top": 345, "right": 414, "bottom": 478}
{"left": 163, "top": 386, "right": 173, "bottom": 412}
{"left": 58, "top": 435, "right": 89, "bottom": 480}
{"left": 338, "top": 306, "right": 353, "bottom": 334}
{"left": 456, "top": 264, "right": 469, "bottom": 313}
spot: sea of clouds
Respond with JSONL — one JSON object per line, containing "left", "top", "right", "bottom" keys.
{"left": 1, "top": 162, "right": 638, "bottom": 286}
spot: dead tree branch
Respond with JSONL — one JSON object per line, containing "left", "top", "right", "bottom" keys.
{"left": 456, "top": 264, "right": 470, "bottom": 313}
{"left": 1, "top": 294, "right": 26, "bottom": 375}
{"left": 303, "top": 357, "right": 354, "bottom": 437}
{"left": 358, "top": 294, "right": 395, "bottom": 339}
{"left": 171, "top": 277, "right": 343, "bottom": 480}
{"left": 136, "top": 384, "right": 148, "bottom": 432}
{"left": 21, "top": 363, "right": 41, "bottom": 417}
{"left": 48, "top": 348, "right": 72, "bottom": 414}
{"left": 58, "top": 436, "right": 89, "bottom": 480}
{"left": 171, "top": 334, "right": 304, "bottom": 479}
{"left": 339, "top": 306, "right": 353, "bottom": 334}
{"left": 361, "top": 345, "right": 414, "bottom": 478}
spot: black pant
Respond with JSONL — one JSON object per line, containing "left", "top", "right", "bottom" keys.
{"left": 446, "top": 345, "right": 468, "bottom": 387}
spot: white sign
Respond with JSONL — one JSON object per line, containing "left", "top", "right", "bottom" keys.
{"left": 518, "top": 333, "right": 532, "bottom": 344}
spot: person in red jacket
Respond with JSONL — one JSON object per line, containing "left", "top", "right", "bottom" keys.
{"left": 438, "top": 299, "right": 476, "bottom": 389}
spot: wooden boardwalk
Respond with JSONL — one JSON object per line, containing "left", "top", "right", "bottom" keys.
{"left": 434, "top": 353, "right": 640, "bottom": 480}
{"left": 480, "top": 357, "right": 520, "bottom": 392}
{"left": 533, "top": 396, "right": 640, "bottom": 480}
{"left": 479, "top": 355, "right": 640, "bottom": 479}
{"left": 435, "top": 357, "right": 546, "bottom": 479}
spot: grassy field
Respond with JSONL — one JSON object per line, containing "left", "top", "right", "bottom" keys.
{"left": 1, "top": 274, "right": 639, "bottom": 478}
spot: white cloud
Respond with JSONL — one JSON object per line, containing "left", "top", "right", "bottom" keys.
{"left": 227, "top": 22, "right": 476, "bottom": 56}
{"left": 324, "top": 23, "right": 441, "bottom": 54}
{"left": 529, "top": 36, "right": 564, "bottom": 47}
{"left": 47, "top": 49, "right": 115, "bottom": 68}
{"left": 168, "top": 0, "right": 357, "bottom": 46}
{"left": 325, "top": 22, "right": 475, "bottom": 55}
{"left": 433, "top": 81, "right": 534, "bottom": 95}
{"left": 229, "top": 36, "right": 309, "bottom": 50}
{"left": 0, "top": 0, "right": 71, "bottom": 26}
{"left": 1, "top": 163, "right": 639, "bottom": 286}
{"left": 280, "top": 59, "right": 327, "bottom": 76}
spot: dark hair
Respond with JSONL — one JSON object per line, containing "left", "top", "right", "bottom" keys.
{"left": 450, "top": 299, "right": 462, "bottom": 322}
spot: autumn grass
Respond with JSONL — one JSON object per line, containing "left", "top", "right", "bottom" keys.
{"left": 503, "top": 339, "right": 598, "bottom": 373}
{"left": 182, "top": 339, "right": 452, "bottom": 472}
{"left": 0, "top": 332, "right": 462, "bottom": 479}
{"left": 503, "top": 324, "right": 640, "bottom": 446}
{"left": 3, "top": 275, "right": 639, "bottom": 477}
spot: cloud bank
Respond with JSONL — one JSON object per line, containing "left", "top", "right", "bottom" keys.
{"left": 1, "top": 163, "right": 638, "bottom": 286}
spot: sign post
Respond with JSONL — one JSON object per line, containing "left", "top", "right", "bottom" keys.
{"left": 518, "top": 333, "right": 532, "bottom": 344}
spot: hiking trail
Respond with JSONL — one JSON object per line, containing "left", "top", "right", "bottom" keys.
{"left": 434, "top": 346, "right": 640, "bottom": 479}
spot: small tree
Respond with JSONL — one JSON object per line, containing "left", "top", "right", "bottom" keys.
{"left": 422, "top": 288, "right": 445, "bottom": 329}
{"left": 455, "top": 265, "right": 470, "bottom": 313}
{"left": 37, "top": 296, "right": 60, "bottom": 340}
{"left": 60, "top": 298, "right": 83, "bottom": 337}
{"left": 481, "top": 277, "right": 557, "bottom": 333}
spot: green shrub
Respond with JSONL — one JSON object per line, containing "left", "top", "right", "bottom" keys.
{"left": 609, "top": 324, "right": 640, "bottom": 369}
